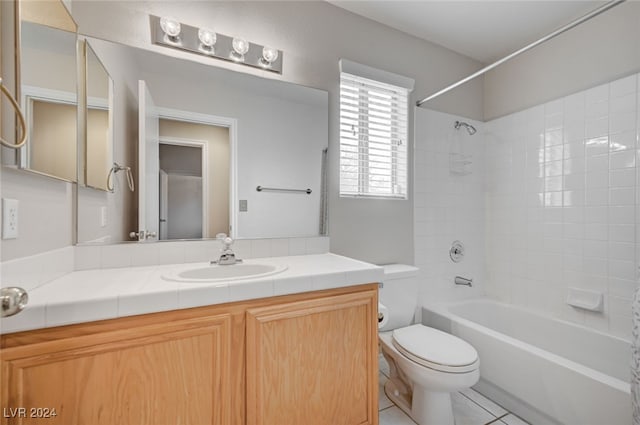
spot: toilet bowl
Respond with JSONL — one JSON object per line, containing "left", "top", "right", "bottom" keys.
{"left": 379, "top": 324, "right": 479, "bottom": 425}
{"left": 378, "top": 265, "right": 479, "bottom": 425}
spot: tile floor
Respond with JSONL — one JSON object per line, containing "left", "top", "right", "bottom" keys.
{"left": 378, "top": 354, "right": 530, "bottom": 425}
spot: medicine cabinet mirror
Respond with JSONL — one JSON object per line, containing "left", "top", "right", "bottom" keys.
{"left": 83, "top": 40, "right": 113, "bottom": 192}
{"left": 17, "top": 0, "right": 78, "bottom": 182}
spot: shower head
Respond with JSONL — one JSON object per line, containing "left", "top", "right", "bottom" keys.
{"left": 454, "top": 120, "right": 477, "bottom": 135}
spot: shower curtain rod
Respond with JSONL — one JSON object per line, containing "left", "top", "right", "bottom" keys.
{"left": 416, "top": 0, "right": 626, "bottom": 107}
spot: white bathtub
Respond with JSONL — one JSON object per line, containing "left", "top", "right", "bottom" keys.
{"left": 422, "top": 298, "right": 631, "bottom": 425}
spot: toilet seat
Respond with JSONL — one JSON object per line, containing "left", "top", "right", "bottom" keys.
{"left": 391, "top": 324, "right": 479, "bottom": 373}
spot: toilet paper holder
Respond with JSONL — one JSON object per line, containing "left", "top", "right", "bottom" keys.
{"left": 377, "top": 302, "right": 389, "bottom": 328}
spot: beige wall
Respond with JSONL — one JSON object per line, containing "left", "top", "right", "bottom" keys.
{"left": 484, "top": 1, "right": 640, "bottom": 120}
{"left": 30, "top": 100, "right": 77, "bottom": 182}
{"left": 20, "top": 0, "right": 76, "bottom": 33}
{"left": 86, "top": 108, "right": 109, "bottom": 190}
{"left": 159, "top": 119, "right": 230, "bottom": 238}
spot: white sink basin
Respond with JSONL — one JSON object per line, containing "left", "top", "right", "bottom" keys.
{"left": 163, "top": 262, "right": 287, "bottom": 283}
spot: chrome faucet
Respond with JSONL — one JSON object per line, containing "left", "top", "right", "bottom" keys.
{"left": 211, "top": 235, "right": 243, "bottom": 265}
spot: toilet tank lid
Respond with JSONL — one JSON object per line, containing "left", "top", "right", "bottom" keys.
{"left": 382, "top": 264, "right": 419, "bottom": 279}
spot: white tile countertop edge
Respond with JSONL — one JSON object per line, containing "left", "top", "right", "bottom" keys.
{"left": 0, "top": 253, "right": 383, "bottom": 334}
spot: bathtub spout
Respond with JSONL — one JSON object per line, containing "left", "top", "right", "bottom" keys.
{"left": 454, "top": 276, "right": 473, "bottom": 287}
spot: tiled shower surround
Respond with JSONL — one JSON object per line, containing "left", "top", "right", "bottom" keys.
{"left": 414, "top": 108, "right": 486, "bottom": 303}
{"left": 416, "top": 73, "right": 639, "bottom": 339}
{"left": 485, "top": 73, "right": 639, "bottom": 339}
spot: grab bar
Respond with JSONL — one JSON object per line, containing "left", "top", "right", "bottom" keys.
{"left": 256, "top": 186, "right": 311, "bottom": 194}
{"left": 0, "top": 77, "right": 28, "bottom": 150}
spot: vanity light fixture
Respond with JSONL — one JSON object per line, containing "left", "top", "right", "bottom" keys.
{"left": 159, "top": 16, "right": 181, "bottom": 43}
{"left": 198, "top": 28, "right": 217, "bottom": 53}
{"left": 149, "top": 15, "right": 283, "bottom": 74}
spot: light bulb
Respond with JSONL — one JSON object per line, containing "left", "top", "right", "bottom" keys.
{"left": 232, "top": 38, "right": 249, "bottom": 55}
{"left": 198, "top": 28, "right": 217, "bottom": 48}
{"left": 261, "top": 46, "right": 278, "bottom": 66}
{"left": 231, "top": 37, "right": 249, "bottom": 61}
{"left": 160, "top": 17, "right": 181, "bottom": 40}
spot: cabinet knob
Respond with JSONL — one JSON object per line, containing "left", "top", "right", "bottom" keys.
{"left": 1, "top": 287, "right": 28, "bottom": 318}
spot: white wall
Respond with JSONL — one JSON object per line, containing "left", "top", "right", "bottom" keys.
{"left": 69, "top": 0, "right": 484, "bottom": 264}
{"left": 484, "top": 1, "right": 640, "bottom": 120}
{"left": 1, "top": 168, "right": 73, "bottom": 261}
{"left": 414, "top": 108, "right": 485, "bottom": 304}
{"left": 21, "top": 21, "right": 77, "bottom": 94}
{"left": 484, "top": 73, "right": 639, "bottom": 340}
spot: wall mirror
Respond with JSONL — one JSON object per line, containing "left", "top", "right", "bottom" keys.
{"left": 77, "top": 37, "right": 328, "bottom": 245}
{"left": 84, "top": 40, "right": 113, "bottom": 191}
{"left": 17, "top": 0, "right": 78, "bottom": 182}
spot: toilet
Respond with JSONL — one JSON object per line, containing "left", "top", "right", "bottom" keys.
{"left": 378, "top": 264, "right": 479, "bottom": 425}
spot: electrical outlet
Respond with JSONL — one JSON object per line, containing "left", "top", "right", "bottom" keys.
{"left": 2, "top": 198, "right": 19, "bottom": 239}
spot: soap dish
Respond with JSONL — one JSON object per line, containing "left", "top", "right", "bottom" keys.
{"left": 566, "top": 287, "right": 604, "bottom": 312}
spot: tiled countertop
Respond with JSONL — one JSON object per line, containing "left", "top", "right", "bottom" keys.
{"left": 1, "top": 253, "right": 383, "bottom": 334}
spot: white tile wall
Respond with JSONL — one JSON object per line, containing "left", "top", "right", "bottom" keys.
{"left": 73, "top": 236, "right": 330, "bottom": 271}
{"left": 414, "top": 108, "right": 486, "bottom": 304}
{"left": 1, "top": 246, "right": 75, "bottom": 291}
{"left": 484, "top": 73, "right": 639, "bottom": 339}
{"left": 1, "top": 237, "right": 330, "bottom": 289}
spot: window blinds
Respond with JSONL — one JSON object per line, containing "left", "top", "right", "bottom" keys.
{"left": 339, "top": 72, "right": 408, "bottom": 199}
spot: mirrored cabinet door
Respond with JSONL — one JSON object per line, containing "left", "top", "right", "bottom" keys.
{"left": 85, "top": 41, "right": 113, "bottom": 191}
{"left": 18, "top": 0, "right": 78, "bottom": 183}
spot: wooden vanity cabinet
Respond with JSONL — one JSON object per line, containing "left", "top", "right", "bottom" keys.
{"left": 246, "top": 289, "right": 379, "bottom": 425}
{"left": 0, "top": 311, "right": 236, "bottom": 425}
{"left": 0, "top": 284, "right": 378, "bottom": 425}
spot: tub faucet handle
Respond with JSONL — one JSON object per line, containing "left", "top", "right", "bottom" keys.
{"left": 450, "top": 240, "right": 465, "bottom": 263}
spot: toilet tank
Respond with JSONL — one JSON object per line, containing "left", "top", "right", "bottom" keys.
{"left": 379, "top": 264, "right": 420, "bottom": 332}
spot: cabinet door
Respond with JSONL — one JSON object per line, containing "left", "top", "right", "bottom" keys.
{"left": 1, "top": 313, "right": 232, "bottom": 425}
{"left": 246, "top": 289, "right": 378, "bottom": 425}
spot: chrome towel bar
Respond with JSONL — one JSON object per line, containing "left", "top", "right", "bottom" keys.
{"left": 256, "top": 186, "right": 311, "bottom": 194}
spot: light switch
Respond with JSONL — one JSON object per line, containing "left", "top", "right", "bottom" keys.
{"left": 239, "top": 200, "right": 248, "bottom": 212}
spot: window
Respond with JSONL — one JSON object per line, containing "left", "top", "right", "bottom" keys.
{"left": 339, "top": 72, "right": 408, "bottom": 199}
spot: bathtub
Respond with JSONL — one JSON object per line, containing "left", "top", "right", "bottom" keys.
{"left": 422, "top": 298, "right": 631, "bottom": 425}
